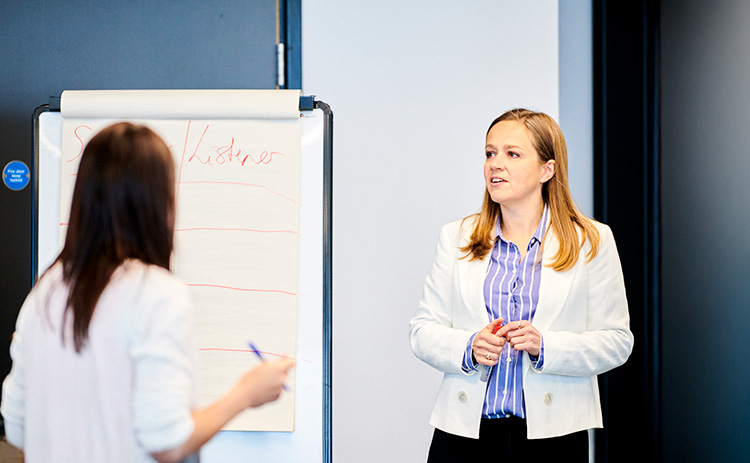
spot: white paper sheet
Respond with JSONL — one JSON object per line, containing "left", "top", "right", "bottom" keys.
{"left": 59, "top": 90, "right": 301, "bottom": 431}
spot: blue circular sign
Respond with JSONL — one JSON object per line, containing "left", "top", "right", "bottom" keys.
{"left": 3, "top": 161, "right": 31, "bottom": 191}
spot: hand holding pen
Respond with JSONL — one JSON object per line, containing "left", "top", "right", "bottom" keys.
{"left": 235, "top": 342, "right": 294, "bottom": 408}
{"left": 471, "top": 318, "right": 506, "bottom": 382}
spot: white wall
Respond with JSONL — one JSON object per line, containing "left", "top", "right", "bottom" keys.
{"left": 303, "top": 1, "right": 591, "bottom": 461}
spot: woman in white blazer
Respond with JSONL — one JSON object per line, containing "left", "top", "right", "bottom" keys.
{"left": 410, "top": 109, "right": 633, "bottom": 462}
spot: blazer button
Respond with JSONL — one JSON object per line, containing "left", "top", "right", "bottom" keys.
{"left": 543, "top": 393, "right": 553, "bottom": 405}
{"left": 458, "top": 391, "right": 468, "bottom": 403}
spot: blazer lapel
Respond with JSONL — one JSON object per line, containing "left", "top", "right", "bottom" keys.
{"left": 535, "top": 227, "right": 576, "bottom": 330}
{"left": 456, "top": 231, "right": 492, "bottom": 326}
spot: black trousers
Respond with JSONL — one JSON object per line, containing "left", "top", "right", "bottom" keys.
{"left": 427, "top": 417, "right": 588, "bottom": 463}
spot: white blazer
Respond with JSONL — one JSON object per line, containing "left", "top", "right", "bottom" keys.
{"left": 409, "top": 216, "right": 633, "bottom": 439}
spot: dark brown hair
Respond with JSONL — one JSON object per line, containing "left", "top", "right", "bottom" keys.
{"left": 57, "top": 122, "right": 175, "bottom": 352}
{"left": 461, "top": 108, "right": 600, "bottom": 270}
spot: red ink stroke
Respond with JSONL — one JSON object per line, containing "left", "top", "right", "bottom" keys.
{"left": 67, "top": 125, "right": 93, "bottom": 162}
{"left": 195, "top": 137, "right": 286, "bottom": 167}
{"left": 178, "top": 181, "right": 298, "bottom": 204}
{"left": 176, "top": 121, "right": 210, "bottom": 200}
{"left": 175, "top": 121, "right": 191, "bottom": 201}
{"left": 186, "top": 283, "right": 296, "bottom": 296}
{"left": 175, "top": 227, "right": 297, "bottom": 234}
{"left": 197, "top": 348, "right": 310, "bottom": 363}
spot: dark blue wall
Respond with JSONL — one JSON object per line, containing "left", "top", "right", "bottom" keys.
{"left": 661, "top": 1, "right": 750, "bottom": 460}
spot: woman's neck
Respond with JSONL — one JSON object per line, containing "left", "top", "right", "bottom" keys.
{"left": 500, "top": 200, "right": 545, "bottom": 244}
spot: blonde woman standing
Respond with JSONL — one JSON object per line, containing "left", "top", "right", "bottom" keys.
{"left": 410, "top": 109, "right": 633, "bottom": 462}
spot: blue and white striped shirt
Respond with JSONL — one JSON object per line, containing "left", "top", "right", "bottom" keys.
{"left": 463, "top": 206, "right": 549, "bottom": 419}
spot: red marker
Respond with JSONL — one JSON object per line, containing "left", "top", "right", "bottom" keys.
{"left": 480, "top": 323, "right": 505, "bottom": 382}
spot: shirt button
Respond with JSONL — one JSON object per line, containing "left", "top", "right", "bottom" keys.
{"left": 544, "top": 393, "right": 553, "bottom": 405}
{"left": 506, "top": 356, "right": 512, "bottom": 363}
{"left": 512, "top": 269, "right": 517, "bottom": 274}
{"left": 503, "top": 390, "right": 508, "bottom": 395}
{"left": 458, "top": 391, "right": 467, "bottom": 403}
{"left": 505, "top": 413, "right": 511, "bottom": 418}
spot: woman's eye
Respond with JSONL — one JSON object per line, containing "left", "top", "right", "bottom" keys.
{"left": 485, "top": 151, "right": 495, "bottom": 158}
{"left": 508, "top": 151, "right": 519, "bottom": 158}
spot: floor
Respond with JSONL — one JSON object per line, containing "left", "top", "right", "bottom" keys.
{"left": 0, "top": 439, "right": 22, "bottom": 463}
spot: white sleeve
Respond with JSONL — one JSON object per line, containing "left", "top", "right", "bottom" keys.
{"left": 1, "top": 291, "right": 36, "bottom": 449}
{"left": 129, "top": 273, "right": 196, "bottom": 453}
{"left": 409, "top": 221, "right": 476, "bottom": 375}
{"left": 537, "top": 225, "right": 634, "bottom": 376}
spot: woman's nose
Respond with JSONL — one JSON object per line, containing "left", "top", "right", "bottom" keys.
{"left": 488, "top": 156, "right": 505, "bottom": 170}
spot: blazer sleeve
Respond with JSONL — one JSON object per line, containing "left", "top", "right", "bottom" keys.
{"left": 536, "top": 224, "right": 634, "bottom": 377}
{"left": 0, "top": 290, "right": 34, "bottom": 449}
{"left": 129, "top": 268, "right": 196, "bottom": 453}
{"left": 409, "top": 221, "right": 477, "bottom": 375}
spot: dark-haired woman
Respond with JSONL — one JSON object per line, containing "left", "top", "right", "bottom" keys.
{"left": 1, "top": 122, "right": 294, "bottom": 462}
{"left": 410, "top": 109, "right": 633, "bottom": 461}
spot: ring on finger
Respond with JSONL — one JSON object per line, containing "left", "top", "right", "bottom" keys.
{"left": 486, "top": 353, "right": 492, "bottom": 361}
{"left": 517, "top": 321, "right": 522, "bottom": 329}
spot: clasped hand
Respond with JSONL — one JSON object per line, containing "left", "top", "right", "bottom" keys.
{"left": 472, "top": 318, "right": 541, "bottom": 366}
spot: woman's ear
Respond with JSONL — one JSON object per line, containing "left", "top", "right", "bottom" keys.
{"left": 540, "top": 159, "right": 556, "bottom": 183}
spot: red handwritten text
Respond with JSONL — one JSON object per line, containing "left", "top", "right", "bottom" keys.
{"left": 67, "top": 125, "right": 93, "bottom": 162}
{"left": 188, "top": 137, "right": 285, "bottom": 167}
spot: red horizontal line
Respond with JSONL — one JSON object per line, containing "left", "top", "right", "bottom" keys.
{"left": 60, "top": 224, "right": 296, "bottom": 234}
{"left": 178, "top": 181, "right": 298, "bottom": 204}
{"left": 175, "top": 227, "right": 297, "bottom": 234}
{"left": 197, "top": 348, "right": 310, "bottom": 363}
{"left": 186, "top": 283, "right": 296, "bottom": 296}
{"left": 199, "top": 348, "right": 282, "bottom": 356}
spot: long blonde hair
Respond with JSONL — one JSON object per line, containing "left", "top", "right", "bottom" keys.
{"left": 461, "top": 108, "right": 600, "bottom": 271}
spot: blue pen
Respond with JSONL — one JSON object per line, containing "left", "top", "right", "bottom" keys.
{"left": 248, "top": 342, "right": 289, "bottom": 391}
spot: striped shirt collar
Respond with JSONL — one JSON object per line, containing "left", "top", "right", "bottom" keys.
{"left": 494, "top": 205, "right": 550, "bottom": 247}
